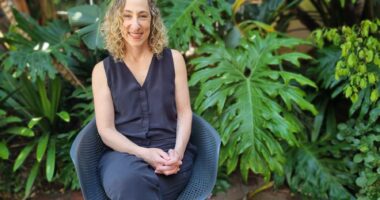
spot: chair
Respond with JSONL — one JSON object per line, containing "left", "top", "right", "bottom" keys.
{"left": 70, "top": 114, "right": 221, "bottom": 200}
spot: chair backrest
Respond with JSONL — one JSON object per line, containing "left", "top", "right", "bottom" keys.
{"left": 70, "top": 114, "right": 220, "bottom": 200}
{"left": 70, "top": 118, "right": 109, "bottom": 200}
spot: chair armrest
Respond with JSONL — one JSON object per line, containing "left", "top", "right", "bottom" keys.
{"left": 177, "top": 114, "right": 221, "bottom": 200}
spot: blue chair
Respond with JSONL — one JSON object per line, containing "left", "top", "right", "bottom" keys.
{"left": 70, "top": 114, "right": 221, "bottom": 200}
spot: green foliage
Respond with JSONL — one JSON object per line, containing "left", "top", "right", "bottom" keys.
{"left": 212, "top": 167, "right": 231, "bottom": 194}
{"left": 0, "top": 73, "right": 74, "bottom": 198}
{"left": 306, "top": 47, "right": 346, "bottom": 142}
{"left": 337, "top": 111, "right": 380, "bottom": 200}
{"left": 190, "top": 31, "right": 316, "bottom": 181}
{"left": 69, "top": 86, "right": 94, "bottom": 125}
{"left": 67, "top": 2, "right": 109, "bottom": 50}
{"left": 161, "top": 0, "right": 231, "bottom": 50}
{"left": 0, "top": 9, "right": 85, "bottom": 82}
{"left": 283, "top": 144, "right": 354, "bottom": 200}
{"left": 234, "top": 0, "right": 302, "bottom": 32}
{"left": 0, "top": 109, "right": 28, "bottom": 160}
{"left": 330, "top": 0, "right": 358, "bottom": 7}
{"left": 312, "top": 19, "right": 380, "bottom": 103}
{"left": 54, "top": 129, "right": 80, "bottom": 190}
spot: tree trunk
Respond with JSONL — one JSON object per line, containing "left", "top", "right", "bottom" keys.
{"left": 39, "top": 0, "right": 56, "bottom": 23}
{"left": 12, "top": 0, "right": 29, "bottom": 14}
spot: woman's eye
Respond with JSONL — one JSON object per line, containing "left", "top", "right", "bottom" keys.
{"left": 123, "top": 15, "right": 132, "bottom": 18}
{"left": 140, "top": 15, "right": 148, "bottom": 19}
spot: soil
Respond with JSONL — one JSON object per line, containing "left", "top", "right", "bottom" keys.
{"left": 29, "top": 173, "right": 301, "bottom": 200}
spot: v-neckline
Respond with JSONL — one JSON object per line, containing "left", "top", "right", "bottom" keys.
{"left": 122, "top": 55, "right": 155, "bottom": 88}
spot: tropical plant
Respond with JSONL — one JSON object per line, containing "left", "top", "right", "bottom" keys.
{"left": 67, "top": 1, "right": 109, "bottom": 50}
{"left": 0, "top": 73, "right": 74, "bottom": 198}
{"left": 336, "top": 108, "right": 380, "bottom": 200}
{"left": 281, "top": 142, "right": 355, "bottom": 200}
{"left": 295, "top": 0, "right": 380, "bottom": 30}
{"left": 279, "top": 18, "right": 380, "bottom": 199}
{"left": 0, "top": 104, "right": 31, "bottom": 161}
{"left": 189, "top": 31, "right": 317, "bottom": 181}
{"left": 1, "top": 9, "right": 84, "bottom": 87}
{"left": 306, "top": 47, "right": 349, "bottom": 138}
{"left": 160, "top": 0, "right": 230, "bottom": 50}
{"left": 312, "top": 19, "right": 380, "bottom": 105}
{"left": 232, "top": 0, "right": 303, "bottom": 32}
{"left": 69, "top": 86, "right": 94, "bottom": 125}
{"left": 277, "top": 99, "right": 355, "bottom": 200}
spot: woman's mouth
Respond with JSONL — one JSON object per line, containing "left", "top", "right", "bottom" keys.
{"left": 129, "top": 32, "right": 143, "bottom": 39}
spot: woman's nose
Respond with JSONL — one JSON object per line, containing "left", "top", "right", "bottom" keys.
{"left": 130, "top": 18, "right": 140, "bottom": 30}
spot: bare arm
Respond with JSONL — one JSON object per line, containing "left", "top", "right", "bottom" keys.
{"left": 92, "top": 62, "right": 169, "bottom": 167}
{"left": 172, "top": 49, "right": 192, "bottom": 159}
{"left": 155, "top": 50, "right": 192, "bottom": 175}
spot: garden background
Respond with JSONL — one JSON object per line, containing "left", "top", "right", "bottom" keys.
{"left": 0, "top": 0, "right": 379, "bottom": 199}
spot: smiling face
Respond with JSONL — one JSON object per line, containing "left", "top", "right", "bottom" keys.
{"left": 121, "top": 0, "right": 152, "bottom": 49}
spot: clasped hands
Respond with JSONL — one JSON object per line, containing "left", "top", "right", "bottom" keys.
{"left": 141, "top": 148, "right": 183, "bottom": 176}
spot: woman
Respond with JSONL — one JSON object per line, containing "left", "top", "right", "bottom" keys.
{"left": 91, "top": 0, "right": 196, "bottom": 199}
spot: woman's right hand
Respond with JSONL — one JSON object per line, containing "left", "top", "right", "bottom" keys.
{"left": 139, "top": 148, "right": 170, "bottom": 169}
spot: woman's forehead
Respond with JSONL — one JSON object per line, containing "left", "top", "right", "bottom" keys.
{"left": 124, "top": 0, "right": 150, "bottom": 12}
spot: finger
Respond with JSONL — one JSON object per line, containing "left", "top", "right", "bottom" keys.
{"left": 159, "top": 168, "right": 178, "bottom": 176}
{"left": 166, "top": 155, "right": 182, "bottom": 166}
{"left": 155, "top": 165, "right": 176, "bottom": 172}
{"left": 165, "top": 159, "right": 178, "bottom": 166}
{"left": 157, "top": 149, "right": 170, "bottom": 160}
{"left": 164, "top": 167, "right": 180, "bottom": 176}
{"left": 154, "top": 156, "right": 169, "bottom": 166}
{"left": 155, "top": 168, "right": 177, "bottom": 175}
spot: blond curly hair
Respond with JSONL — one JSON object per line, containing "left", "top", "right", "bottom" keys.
{"left": 101, "top": 0, "right": 168, "bottom": 61}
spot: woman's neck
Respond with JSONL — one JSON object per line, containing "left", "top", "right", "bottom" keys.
{"left": 125, "top": 45, "right": 152, "bottom": 63}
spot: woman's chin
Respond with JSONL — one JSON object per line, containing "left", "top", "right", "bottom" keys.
{"left": 126, "top": 39, "right": 148, "bottom": 48}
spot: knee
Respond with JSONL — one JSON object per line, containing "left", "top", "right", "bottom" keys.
{"left": 103, "top": 170, "right": 159, "bottom": 199}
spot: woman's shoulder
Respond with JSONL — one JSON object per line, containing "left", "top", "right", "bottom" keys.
{"left": 92, "top": 56, "right": 114, "bottom": 77}
{"left": 164, "top": 48, "right": 183, "bottom": 61}
{"left": 166, "top": 49, "right": 186, "bottom": 73}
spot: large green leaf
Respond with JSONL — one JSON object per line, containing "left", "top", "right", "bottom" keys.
{"left": 190, "top": 32, "right": 316, "bottom": 181}
{"left": 67, "top": 3, "right": 107, "bottom": 50}
{"left": 1, "top": 9, "right": 84, "bottom": 82}
{"left": 162, "top": 0, "right": 230, "bottom": 50}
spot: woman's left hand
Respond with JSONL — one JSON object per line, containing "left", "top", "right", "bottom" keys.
{"left": 155, "top": 149, "right": 183, "bottom": 175}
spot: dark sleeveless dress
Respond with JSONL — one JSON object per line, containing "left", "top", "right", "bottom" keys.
{"left": 98, "top": 48, "right": 196, "bottom": 200}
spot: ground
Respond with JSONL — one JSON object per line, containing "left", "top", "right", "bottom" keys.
{"left": 30, "top": 173, "right": 300, "bottom": 200}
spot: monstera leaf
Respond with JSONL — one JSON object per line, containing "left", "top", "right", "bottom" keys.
{"left": 67, "top": 2, "right": 108, "bottom": 50}
{"left": 162, "top": 0, "right": 230, "bottom": 50}
{"left": 1, "top": 9, "right": 84, "bottom": 85}
{"left": 190, "top": 32, "right": 317, "bottom": 181}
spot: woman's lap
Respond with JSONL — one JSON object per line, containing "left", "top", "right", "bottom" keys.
{"left": 98, "top": 150, "right": 193, "bottom": 200}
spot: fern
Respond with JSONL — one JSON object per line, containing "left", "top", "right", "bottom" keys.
{"left": 190, "top": 32, "right": 317, "bottom": 181}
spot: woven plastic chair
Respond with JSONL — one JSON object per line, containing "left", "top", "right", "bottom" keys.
{"left": 70, "top": 114, "right": 221, "bottom": 200}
